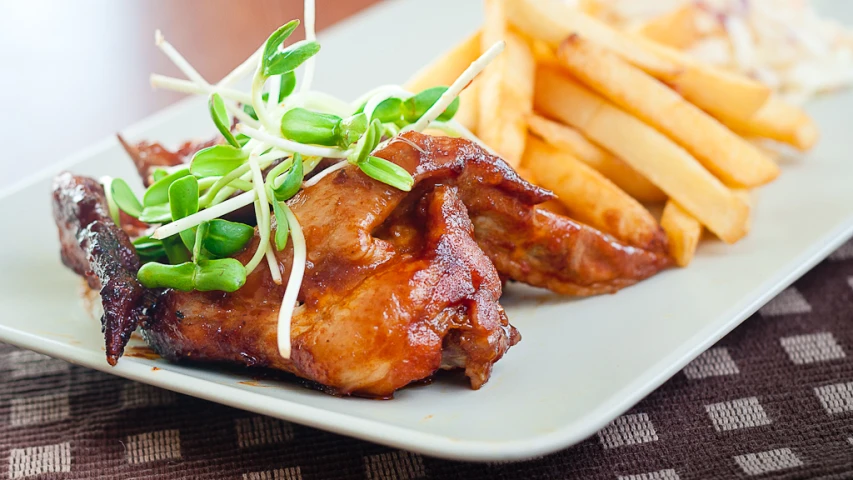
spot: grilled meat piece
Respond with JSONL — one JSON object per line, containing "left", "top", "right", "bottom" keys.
{"left": 376, "top": 132, "right": 671, "bottom": 295}
{"left": 147, "top": 184, "right": 517, "bottom": 396}
{"left": 52, "top": 173, "right": 152, "bottom": 365}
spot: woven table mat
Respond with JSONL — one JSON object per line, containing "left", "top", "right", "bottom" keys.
{"left": 2, "top": 240, "right": 853, "bottom": 480}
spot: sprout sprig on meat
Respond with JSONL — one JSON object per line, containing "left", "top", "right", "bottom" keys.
{"left": 103, "top": 0, "right": 505, "bottom": 358}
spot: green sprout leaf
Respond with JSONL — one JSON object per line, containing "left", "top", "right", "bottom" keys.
{"left": 190, "top": 145, "right": 248, "bottom": 177}
{"left": 372, "top": 97, "right": 405, "bottom": 124}
{"left": 192, "top": 220, "right": 208, "bottom": 262}
{"left": 264, "top": 40, "right": 321, "bottom": 77}
{"left": 137, "top": 258, "right": 245, "bottom": 292}
{"left": 209, "top": 93, "right": 239, "bottom": 148}
{"left": 162, "top": 235, "right": 191, "bottom": 264}
{"left": 272, "top": 200, "right": 290, "bottom": 251}
{"left": 168, "top": 176, "right": 199, "bottom": 250}
{"left": 202, "top": 219, "right": 255, "bottom": 258}
{"left": 271, "top": 153, "right": 304, "bottom": 201}
{"left": 347, "top": 119, "right": 383, "bottom": 165}
{"left": 194, "top": 259, "right": 247, "bottom": 292}
{"left": 338, "top": 113, "right": 368, "bottom": 148}
{"left": 359, "top": 156, "right": 414, "bottom": 192}
{"left": 109, "top": 178, "right": 143, "bottom": 218}
{"left": 138, "top": 204, "right": 172, "bottom": 224}
{"left": 152, "top": 169, "right": 168, "bottom": 182}
{"left": 143, "top": 168, "right": 190, "bottom": 207}
{"left": 280, "top": 108, "right": 341, "bottom": 146}
{"left": 133, "top": 235, "right": 166, "bottom": 263}
{"left": 235, "top": 133, "right": 251, "bottom": 147}
{"left": 138, "top": 261, "right": 195, "bottom": 291}
{"left": 263, "top": 20, "right": 300, "bottom": 72}
{"left": 405, "top": 87, "right": 459, "bottom": 123}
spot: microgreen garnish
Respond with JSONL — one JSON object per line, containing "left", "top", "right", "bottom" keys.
{"left": 143, "top": 168, "right": 191, "bottom": 207}
{"left": 209, "top": 93, "right": 239, "bottom": 148}
{"left": 360, "top": 156, "right": 414, "bottom": 192}
{"left": 137, "top": 258, "right": 246, "bottom": 292}
{"left": 132, "top": 9, "right": 503, "bottom": 357}
{"left": 190, "top": 145, "right": 248, "bottom": 177}
{"left": 168, "top": 175, "right": 199, "bottom": 250}
{"left": 202, "top": 219, "right": 255, "bottom": 257}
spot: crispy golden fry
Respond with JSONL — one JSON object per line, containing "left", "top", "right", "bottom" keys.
{"left": 535, "top": 67, "right": 750, "bottom": 243}
{"left": 722, "top": 96, "right": 819, "bottom": 151}
{"left": 523, "top": 136, "right": 667, "bottom": 252}
{"left": 557, "top": 36, "right": 779, "bottom": 188}
{"left": 660, "top": 201, "right": 702, "bottom": 267}
{"left": 503, "top": 0, "right": 771, "bottom": 121}
{"left": 477, "top": 0, "right": 535, "bottom": 167}
{"left": 732, "top": 189, "right": 754, "bottom": 234}
{"left": 527, "top": 114, "right": 666, "bottom": 202}
{"left": 635, "top": 5, "right": 704, "bottom": 49}
{"left": 404, "top": 31, "right": 481, "bottom": 132}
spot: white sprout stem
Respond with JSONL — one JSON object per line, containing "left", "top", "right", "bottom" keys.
{"left": 150, "top": 74, "right": 253, "bottom": 104}
{"left": 407, "top": 41, "right": 506, "bottom": 133}
{"left": 152, "top": 191, "right": 256, "bottom": 239}
{"left": 300, "top": 0, "right": 317, "bottom": 93}
{"left": 267, "top": 74, "right": 281, "bottom": 111}
{"left": 154, "top": 31, "right": 259, "bottom": 129}
{"left": 220, "top": 45, "right": 263, "bottom": 87}
{"left": 279, "top": 91, "right": 354, "bottom": 117}
{"left": 244, "top": 149, "right": 274, "bottom": 274}
{"left": 252, "top": 72, "right": 279, "bottom": 133}
{"left": 277, "top": 203, "right": 306, "bottom": 359}
{"left": 155, "top": 30, "right": 209, "bottom": 87}
{"left": 237, "top": 125, "right": 349, "bottom": 158}
{"left": 265, "top": 240, "right": 283, "bottom": 285}
{"left": 302, "top": 160, "right": 348, "bottom": 188}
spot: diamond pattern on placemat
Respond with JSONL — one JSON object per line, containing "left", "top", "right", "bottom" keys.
{"left": 780, "top": 332, "right": 846, "bottom": 364}
{"left": 814, "top": 381, "right": 853, "bottom": 414}
{"left": 125, "top": 429, "right": 181, "bottom": 464}
{"left": 683, "top": 347, "right": 739, "bottom": 379}
{"left": 759, "top": 287, "right": 812, "bottom": 316}
{"left": 0, "top": 233, "right": 852, "bottom": 479}
{"left": 734, "top": 448, "right": 804, "bottom": 475}
{"left": 617, "top": 469, "right": 680, "bottom": 480}
{"left": 364, "top": 451, "right": 425, "bottom": 480}
{"left": 8, "top": 442, "right": 71, "bottom": 479}
{"left": 597, "top": 413, "right": 658, "bottom": 449}
{"left": 705, "top": 397, "right": 771, "bottom": 432}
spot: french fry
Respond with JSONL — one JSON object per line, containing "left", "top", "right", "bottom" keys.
{"left": 534, "top": 67, "right": 750, "bottom": 243}
{"left": 635, "top": 5, "right": 704, "bottom": 49}
{"left": 660, "top": 201, "right": 702, "bottom": 267}
{"left": 523, "top": 136, "right": 666, "bottom": 252}
{"left": 721, "top": 96, "right": 819, "bottom": 151}
{"left": 477, "top": 0, "right": 535, "bottom": 167}
{"left": 503, "top": 0, "right": 771, "bottom": 121}
{"left": 404, "top": 31, "right": 481, "bottom": 132}
{"left": 557, "top": 35, "right": 779, "bottom": 188}
{"left": 527, "top": 114, "right": 666, "bottom": 202}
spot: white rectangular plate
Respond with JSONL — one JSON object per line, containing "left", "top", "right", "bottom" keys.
{"left": 1, "top": 0, "right": 851, "bottom": 463}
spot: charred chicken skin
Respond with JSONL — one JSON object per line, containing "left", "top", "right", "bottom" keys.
{"left": 52, "top": 132, "right": 669, "bottom": 397}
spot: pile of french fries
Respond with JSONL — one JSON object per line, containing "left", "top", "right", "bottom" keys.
{"left": 405, "top": 0, "right": 819, "bottom": 267}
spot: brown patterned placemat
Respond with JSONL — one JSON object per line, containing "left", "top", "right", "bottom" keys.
{"left": 2, "top": 239, "right": 853, "bottom": 479}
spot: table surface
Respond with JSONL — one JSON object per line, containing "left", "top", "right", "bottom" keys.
{"left": 3, "top": 1, "right": 853, "bottom": 479}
